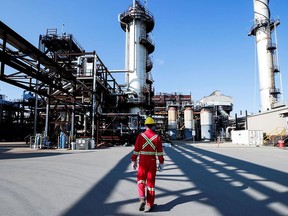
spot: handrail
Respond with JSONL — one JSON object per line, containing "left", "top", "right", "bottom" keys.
{"left": 264, "top": 127, "right": 287, "bottom": 141}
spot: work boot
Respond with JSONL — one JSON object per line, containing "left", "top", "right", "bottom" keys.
{"left": 139, "top": 198, "right": 146, "bottom": 211}
{"left": 146, "top": 204, "right": 153, "bottom": 212}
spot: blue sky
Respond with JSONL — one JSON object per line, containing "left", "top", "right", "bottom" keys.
{"left": 1, "top": 0, "right": 288, "bottom": 116}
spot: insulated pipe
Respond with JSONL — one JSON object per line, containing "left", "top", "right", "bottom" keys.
{"left": 218, "top": 106, "right": 232, "bottom": 120}
{"left": 91, "top": 52, "right": 97, "bottom": 138}
{"left": 44, "top": 88, "right": 50, "bottom": 138}
{"left": 253, "top": 0, "right": 276, "bottom": 111}
{"left": 118, "top": 14, "right": 130, "bottom": 89}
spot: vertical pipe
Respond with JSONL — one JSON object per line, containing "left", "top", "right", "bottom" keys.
{"left": 245, "top": 110, "right": 248, "bottom": 130}
{"left": 125, "top": 22, "right": 130, "bottom": 89}
{"left": 33, "top": 62, "right": 40, "bottom": 136}
{"left": 0, "top": 33, "right": 6, "bottom": 127}
{"left": 0, "top": 32, "right": 7, "bottom": 77}
{"left": 33, "top": 92, "right": 38, "bottom": 136}
{"left": 71, "top": 89, "right": 75, "bottom": 141}
{"left": 91, "top": 52, "right": 97, "bottom": 138}
{"left": 44, "top": 88, "right": 50, "bottom": 138}
{"left": 274, "top": 25, "right": 284, "bottom": 101}
{"left": 0, "top": 97, "right": 2, "bottom": 124}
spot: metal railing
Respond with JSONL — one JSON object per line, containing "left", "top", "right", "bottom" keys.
{"left": 263, "top": 127, "right": 287, "bottom": 145}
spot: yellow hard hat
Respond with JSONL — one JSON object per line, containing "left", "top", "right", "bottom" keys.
{"left": 145, "top": 117, "right": 155, "bottom": 125}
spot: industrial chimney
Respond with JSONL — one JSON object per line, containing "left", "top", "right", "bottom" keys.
{"left": 249, "top": 0, "right": 280, "bottom": 112}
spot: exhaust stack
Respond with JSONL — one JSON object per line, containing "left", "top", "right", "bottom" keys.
{"left": 249, "top": 0, "right": 280, "bottom": 112}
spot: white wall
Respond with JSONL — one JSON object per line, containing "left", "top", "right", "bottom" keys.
{"left": 232, "top": 130, "right": 263, "bottom": 146}
{"left": 247, "top": 107, "right": 288, "bottom": 134}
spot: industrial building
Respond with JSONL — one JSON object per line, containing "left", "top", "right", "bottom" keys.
{"left": 0, "top": 1, "right": 158, "bottom": 148}
{"left": 0, "top": 0, "right": 287, "bottom": 148}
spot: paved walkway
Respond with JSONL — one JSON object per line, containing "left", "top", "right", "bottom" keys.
{"left": 0, "top": 142, "right": 287, "bottom": 216}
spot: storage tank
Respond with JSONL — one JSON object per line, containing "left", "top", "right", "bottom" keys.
{"left": 168, "top": 105, "right": 177, "bottom": 139}
{"left": 184, "top": 105, "right": 193, "bottom": 139}
{"left": 200, "top": 108, "right": 213, "bottom": 140}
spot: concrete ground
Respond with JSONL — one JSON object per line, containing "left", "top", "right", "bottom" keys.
{"left": 0, "top": 141, "right": 288, "bottom": 216}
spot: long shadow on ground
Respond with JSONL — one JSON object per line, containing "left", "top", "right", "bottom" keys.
{"left": 57, "top": 144, "right": 288, "bottom": 216}
{"left": 0, "top": 146, "right": 70, "bottom": 160}
{"left": 153, "top": 144, "right": 288, "bottom": 216}
{"left": 62, "top": 150, "right": 136, "bottom": 216}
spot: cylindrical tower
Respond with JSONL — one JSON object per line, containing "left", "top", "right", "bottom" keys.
{"left": 184, "top": 105, "right": 194, "bottom": 139}
{"left": 200, "top": 108, "right": 213, "bottom": 141}
{"left": 249, "top": 0, "right": 280, "bottom": 112}
{"left": 168, "top": 105, "right": 177, "bottom": 140}
{"left": 119, "top": 0, "right": 155, "bottom": 115}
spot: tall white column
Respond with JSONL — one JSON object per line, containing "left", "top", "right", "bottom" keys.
{"left": 253, "top": 0, "right": 276, "bottom": 111}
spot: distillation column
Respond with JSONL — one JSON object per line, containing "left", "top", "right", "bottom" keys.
{"left": 249, "top": 0, "right": 280, "bottom": 112}
{"left": 119, "top": 0, "right": 155, "bottom": 115}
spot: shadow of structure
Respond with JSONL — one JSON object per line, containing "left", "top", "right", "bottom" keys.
{"left": 62, "top": 150, "right": 137, "bottom": 216}
{"left": 0, "top": 146, "right": 70, "bottom": 160}
{"left": 45, "top": 143, "right": 288, "bottom": 216}
{"left": 153, "top": 144, "right": 288, "bottom": 216}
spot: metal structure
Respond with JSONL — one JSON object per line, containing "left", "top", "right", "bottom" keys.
{"left": 0, "top": 19, "right": 142, "bottom": 146}
{"left": 0, "top": 21, "right": 77, "bottom": 97}
{"left": 0, "top": 93, "right": 24, "bottom": 141}
{"left": 39, "top": 29, "right": 127, "bottom": 146}
{"left": 152, "top": 92, "right": 194, "bottom": 140}
{"left": 1, "top": 1, "right": 237, "bottom": 145}
{"left": 248, "top": 0, "right": 281, "bottom": 112}
{"left": 119, "top": 0, "right": 155, "bottom": 116}
{"left": 197, "top": 91, "right": 233, "bottom": 141}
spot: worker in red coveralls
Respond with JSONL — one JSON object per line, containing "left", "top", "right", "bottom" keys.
{"left": 131, "top": 116, "right": 164, "bottom": 212}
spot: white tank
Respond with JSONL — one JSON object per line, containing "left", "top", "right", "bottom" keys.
{"left": 184, "top": 106, "right": 194, "bottom": 139}
{"left": 184, "top": 106, "right": 193, "bottom": 130}
{"left": 168, "top": 106, "right": 177, "bottom": 130}
{"left": 200, "top": 108, "right": 212, "bottom": 140}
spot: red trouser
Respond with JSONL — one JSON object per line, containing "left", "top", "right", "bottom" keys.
{"left": 137, "top": 155, "right": 157, "bottom": 207}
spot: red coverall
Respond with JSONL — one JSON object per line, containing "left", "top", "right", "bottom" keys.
{"left": 131, "top": 128, "right": 164, "bottom": 207}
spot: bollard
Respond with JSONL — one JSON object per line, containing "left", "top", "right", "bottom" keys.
{"left": 217, "top": 136, "right": 220, "bottom": 147}
{"left": 278, "top": 140, "right": 285, "bottom": 148}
